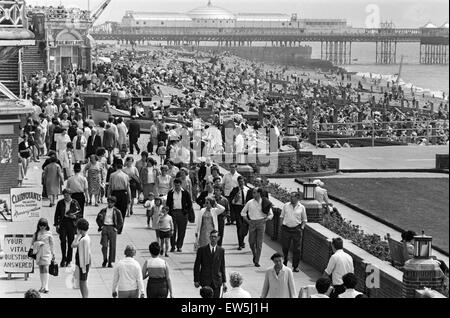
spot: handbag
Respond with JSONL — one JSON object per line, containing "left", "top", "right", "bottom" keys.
{"left": 27, "top": 247, "right": 36, "bottom": 260}
{"left": 49, "top": 259, "right": 59, "bottom": 277}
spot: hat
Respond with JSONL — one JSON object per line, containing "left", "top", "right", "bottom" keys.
{"left": 313, "top": 180, "right": 325, "bottom": 187}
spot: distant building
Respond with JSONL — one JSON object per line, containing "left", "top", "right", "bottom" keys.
{"left": 120, "top": 1, "right": 349, "bottom": 32}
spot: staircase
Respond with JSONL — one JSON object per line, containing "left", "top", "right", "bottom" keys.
{"left": 0, "top": 53, "right": 20, "bottom": 97}
{"left": 22, "top": 45, "right": 47, "bottom": 77}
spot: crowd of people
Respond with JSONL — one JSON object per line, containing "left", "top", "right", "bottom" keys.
{"left": 11, "top": 44, "right": 448, "bottom": 299}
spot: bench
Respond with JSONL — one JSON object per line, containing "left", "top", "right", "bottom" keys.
{"left": 386, "top": 233, "right": 409, "bottom": 269}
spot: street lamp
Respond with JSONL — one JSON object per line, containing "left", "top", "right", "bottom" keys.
{"left": 413, "top": 231, "right": 432, "bottom": 259}
{"left": 302, "top": 182, "right": 317, "bottom": 200}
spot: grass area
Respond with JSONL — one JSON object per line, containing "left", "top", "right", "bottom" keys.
{"left": 324, "top": 178, "right": 449, "bottom": 253}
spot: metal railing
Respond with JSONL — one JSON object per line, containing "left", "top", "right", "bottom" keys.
{"left": 314, "top": 120, "right": 449, "bottom": 147}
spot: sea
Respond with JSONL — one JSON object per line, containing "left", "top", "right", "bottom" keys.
{"left": 309, "top": 42, "right": 449, "bottom": 100}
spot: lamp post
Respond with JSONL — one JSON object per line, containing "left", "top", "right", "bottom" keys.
{"left": 300, "top": 182, "right": 323, "bottom": 223}
{"left": 403, "top": 231, "right": 446, "bottom": 298}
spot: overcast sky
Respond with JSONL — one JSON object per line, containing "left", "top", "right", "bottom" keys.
{"left": 27, "top": 0, "right": 449, "bottom": 27}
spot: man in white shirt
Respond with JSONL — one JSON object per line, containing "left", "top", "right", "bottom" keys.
{"left": 241, "top": 188, "right": 274, "bottom": 267}
{"left": 223, "top": 272, "right": 251, "bottom": 298}
{"left": 338, "top": 273, "right": 363, "bottom": 298}
{"left": 323, "top": 237, "right": 354, "bottom": 298}
{"left": 281, "top": 192, "right": 307, "bottom": 272}
{"left": 112, "top": 245, "right": 145, "bottom": 298}
{"left": 222, "top": 163, "right": 239, "bottom": 198}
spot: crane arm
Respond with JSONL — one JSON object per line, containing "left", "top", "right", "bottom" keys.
{"left": 90, "top": 0, "right": 112, "bottom": 26}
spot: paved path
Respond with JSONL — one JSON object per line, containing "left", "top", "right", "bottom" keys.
{"left": 269, "top": 178, "right": 449, "bottom": 267}
{"left": 0, "top": 136, "right": 320, "bottom": 298}
{"left": 309, "top": 145, "right": 449, "bottom": 170}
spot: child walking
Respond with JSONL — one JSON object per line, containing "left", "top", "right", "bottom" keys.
{"left": 143, "top": 193, "right": 155, "bottom": 228}
{"left": 157, "top": 206, "right": 173, "bottom": 257}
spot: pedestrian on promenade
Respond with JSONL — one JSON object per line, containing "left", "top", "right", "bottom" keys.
{"left": 309, "top": 278, "right": 331, "bottom": 298}
{"left": 280, "top": 192, "right": 307, "bottom": 272}
{"left": 43, "top": 156, "right": 64, "bottom": 207}
{"left": 72, "top": 129, "right": 87, "bottom": 164}
{"left": 166, "top": 178, "right": 194, "bottom": 253}
{"left": 108, "top": 159, "right": 131, "bottom": 231}
{"left": 71, "top": 218, "right": 91, "bottom": 298}
{"left": 194, "top": 230, "right": 227, "bottom": 298}
{"left": 196, "top": 180, "right": 215, "bottom": 208}
{"left": 241, "top": 188, "right": 274, "bottom": 267}
{"left": 142, "top": 242, "right": 174, "bottom": 298}
{"left": 66, "top": 163, "right": 89, "bottom": 218}
{"left": 338, "top": 273, "right": 362, "bottom": 298}
{"left": 313, "top": 180, "right": 333, "bottom": 213}
{"left": 229, "top": 176, "right": 251, "bottom": 250}
{"left": 96, "top": 196, "right": 124, "bottom": 268}
{"left": 54, "top": 189, "right": 81, "bottom": 267}
{"left": 156, "top": 165, "right": 172, "bottom": 197}
{"left": 223, "top": 272, "right": 252, "bottom": 298}
{"left": 261, "top": 253, "right": 296, "bottom": 298}
{"left": 86, "top": 128, "right": 102, "bottom": 159}
{"left": 195, "top": 197, "right": 226, "bottom": 249}
{"left": 157, "top": 206, "right": 173, "bottom": 257}
{"left": 141, "top": 158, "right": 159, "bottom": 200}
{"left": 31, "top": 218, "right": 55, "bottom": 294}
{"left": 112, "top": 245, "right": 145, "bottom": 298}
{"left": 213, "top": 186, "right": 230, "bottom": 247}
{"left": 323, "top": 238, "right": 354, "bottom": 298}
{"left": 116, "top": 117, "right": 128, "bottom": 153}
{"left": 103, "top": 123, "right": 117, "bottom": 164}
{"left": 123, "top": 156, "right": 141, "bottom": 216}
{"left": 59, "top": 142, "right": 74, "bottom": 180}
{"left": 128, "top": 116, "right": 141, "bottom": 155}
{"left": 222, "top": 164, "right": 239, "bottom": 225}
{"left": 84, "top": 154, "right": 104, "bottom": 206}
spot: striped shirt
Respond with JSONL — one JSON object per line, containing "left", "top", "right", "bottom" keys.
{"left": 145, "top": 258, "right": 167, "bottom": 279}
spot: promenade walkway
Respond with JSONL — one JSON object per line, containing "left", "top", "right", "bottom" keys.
{"left": 0, "top": 138, "right": 320, "bottom": 298}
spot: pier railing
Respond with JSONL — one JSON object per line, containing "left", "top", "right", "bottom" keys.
{"left": 0, "top": 0, "right": 27, "bottom": 28}
{"left": 313, "top": 120, "right": 449, "bottom": 147}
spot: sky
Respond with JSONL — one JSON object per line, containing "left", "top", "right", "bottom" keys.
{"left": 26, "top": 0, "right": 449, "bottom": 28}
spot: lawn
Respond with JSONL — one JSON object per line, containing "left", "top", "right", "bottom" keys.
{"left": 323, "top": 178, "right": 449, "bottom": 254}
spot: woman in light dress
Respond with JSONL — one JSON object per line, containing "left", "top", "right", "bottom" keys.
{"left": 84, "top": 154, "right": 104, "bottom": 206}
{"left": 195, "top": 197, "right": 225, "bottom": 248}
{"left": 31, "top": 218, "right": 55, "bottom": 294}
{"left": 156, "top": 165, "right": 172, "bottom": 198}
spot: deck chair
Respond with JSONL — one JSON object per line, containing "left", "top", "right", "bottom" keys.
{"left": 387, "top": 233, "right": 409, "bottom": 269}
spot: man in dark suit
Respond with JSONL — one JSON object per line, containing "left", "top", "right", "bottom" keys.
{"left": 128, "top": 116, "right": 141, "bottom": 155}
{"left": 194, "top": 230, "right": 227, "bottom": 298}
{"left": 86, "top": 128, "right": 102, "bottom": 158}
{"left": 229, "top": 176, "right": 253, "bottom": 250}
{"left": 53, "top": 189, "right": 81, "bottom": 268}
{"left": 166, "top": 178, "right": 194, "bottom": 252}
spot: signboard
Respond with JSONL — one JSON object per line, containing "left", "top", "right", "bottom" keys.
{"left": 2, "top": 235, "right": 34, "bottom": 274}
{"left": 10, "top": 188, "right": 43, "bottom": 223}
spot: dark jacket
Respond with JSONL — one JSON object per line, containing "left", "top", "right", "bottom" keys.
{"left": 229, "top": 186, "right": 253, "bottom": 206}
{"left": 198, "top": 164, "right": 218, "bottom": 182}
{"left": 194, "top": 245, "right": 226, "bottom": 287}
{"left": 96, "top": 207, "right": 124, "bottom": 233}
{"left": 86, "top": 135, "right": 102, "bottom": 157}
{"left": 128, "top": 120, "right": 141, "bottom": 139}
{"left": 103, "top": 128, "right": 116, "bottom": 149}
{"left": 54, "top": 199, "right": 81, "bottom": 227}
{"left": 166, "top": 188, "right": 194, "bottom": 222}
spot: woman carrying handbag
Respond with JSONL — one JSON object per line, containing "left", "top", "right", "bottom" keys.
{"left": 31, "top": 218, "right": 55, "bottom": 294}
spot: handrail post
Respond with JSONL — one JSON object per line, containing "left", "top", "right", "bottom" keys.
{"left": 372, "top": 122, "right": 375, "bottom": 147}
